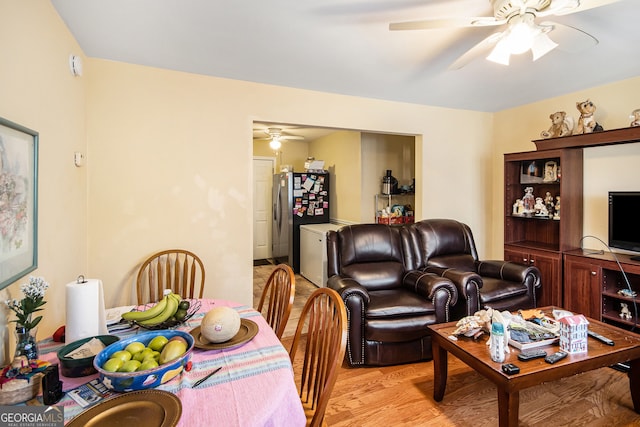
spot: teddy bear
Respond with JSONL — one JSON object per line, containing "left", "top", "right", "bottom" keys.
{"left": 630, "top": 108, "right": 640, "bottom": 127}
{"left": 575, "top": 99, "right": 604, "bottom": 134}
{"left": 540, "top": 111, "right": 573, "bottom": 139}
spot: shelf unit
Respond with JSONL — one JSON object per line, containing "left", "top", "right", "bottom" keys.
{"left": 505, "top": 126, "right": 640, "bottom": 322}
{"left": 375, "top": 193, "right": 415, "bottom": 225}
{"left": 564, "top": 249, "right": 640, "bottom": 330}
{"left": 504, "top": 148, "right": 583, "bottom": 306}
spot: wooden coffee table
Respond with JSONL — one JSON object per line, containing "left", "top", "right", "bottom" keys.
{"left": 428, "top": 307, "right": 640, "bottom": 427}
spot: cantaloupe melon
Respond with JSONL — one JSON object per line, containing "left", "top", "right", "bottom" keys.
{"left": 200, "top": 307, "right": 241, "bottom": 343}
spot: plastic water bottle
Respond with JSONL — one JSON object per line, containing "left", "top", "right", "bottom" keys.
{"left": 490, "top": 321, "right": 505, "bottom": 363}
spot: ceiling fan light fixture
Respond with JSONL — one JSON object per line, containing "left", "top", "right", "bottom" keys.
{"left": 506, "top": 21, "right": 537, "bottom": 54}
{"left": 531, "top": 32, "right": 558, "bottom": 61}
{"left": 486, "top": 13, "right": 557, "bottom": 65}
{"left": 269, "top": 137, "right": 282, "bottom": 150}
{"left": 486, "top": 38, "right": 512, "bottom": 65}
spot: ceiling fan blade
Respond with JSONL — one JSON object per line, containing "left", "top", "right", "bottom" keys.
{"left": 448, "top": 32, "right": 504, "bottom": 70}
{"left": 280, "top": 135, "right": 305, "bottom": 141}
{"left": 543, "top": 21, "right": 598, "bottom": 53}
{"left": 539, "top": 0, "right": 622, "bottom": 16}
{"left": 389, "top": 16, "right": 503, "bottom": 31}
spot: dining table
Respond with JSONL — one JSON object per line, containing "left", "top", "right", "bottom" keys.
{"left": 38, "top": 299, "right": 306, "bottom": 426}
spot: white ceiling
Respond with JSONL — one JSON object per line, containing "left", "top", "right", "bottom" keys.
{"left": 51, "top": 0, "right": 639, "bottom": 113}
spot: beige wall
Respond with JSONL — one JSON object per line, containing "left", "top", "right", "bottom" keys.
{"left": 309, "top": 131, "right": 361, "bottom": 223}
{"left": 85, "top": 59, "right": 493, "bottom": 312}
{"left": 253, "top": 138, "right": 310, "bottom": 173}
{"left": 492, "top": 77, "right": 640, "bottom": 256}
{"left": 0, "top": 1, "right": 87, "bottom": 361}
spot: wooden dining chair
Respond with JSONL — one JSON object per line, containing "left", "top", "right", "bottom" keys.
{"left": 289, "top": 287, "right": 347, "bottom": 427}
{"left": 136, "top": 249, "right": 205, "bottom": 304}
{"left": 256, "top": 264, "right": 296, "bottom": 339}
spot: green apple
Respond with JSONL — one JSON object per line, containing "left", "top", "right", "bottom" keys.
{"left": 144, "top": 351, "right": 161, "bottom": 362}
{"left": 125, "top": 341, "right": 146, "bottom": 355}
{"left": 148, "top": 335, "right": 169, "bottom": 352}
{"left": 133, "top": 348, "right": 154, "bottom": 362}
{"left": 111, "top": 350, "right": 132, "bottom": 363}
{"left": 118, "top": 359, "right": 141, "bottom": 372}
{"left": 102, "top": 358, "right": 123, "bottom": 372}
{"left": 139, "top": 359, "right": 159, "bottom": 371}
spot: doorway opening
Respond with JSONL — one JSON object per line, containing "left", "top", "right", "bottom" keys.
{"left": 252, "top": 121, "right": 418, "bottom": 262}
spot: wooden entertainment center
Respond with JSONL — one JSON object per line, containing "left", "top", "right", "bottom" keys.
{"left": 504, "top": 126, "right": 640, "bottom": 330}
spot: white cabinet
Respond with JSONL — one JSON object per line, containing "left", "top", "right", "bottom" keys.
{"left": 299, "top": 223, "right": 342, "bottom": 287}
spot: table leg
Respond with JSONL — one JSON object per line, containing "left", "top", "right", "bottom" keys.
{"left": 432, "top": 339, "right": 448, "bottom": 402}
{"left": 629, "top": 358, "right": 640, "bottom": 413}
{"left": 497, "top": 387, "right": 519, "bottom": 427}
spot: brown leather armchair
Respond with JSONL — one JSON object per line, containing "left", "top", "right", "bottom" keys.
{"left": 326, "top": 223, "right": 458, "bottom": 367}
{"left": 403, "top": 218, "right": 541, "bottom": 320}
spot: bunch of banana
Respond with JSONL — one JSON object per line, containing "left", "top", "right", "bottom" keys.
{"left": 122, "top": 292, "right": 182, "bottom": 326}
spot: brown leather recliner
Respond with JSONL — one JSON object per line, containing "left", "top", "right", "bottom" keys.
{"left": 326, "top": 223, "right": 458, "bottom": 367}
{"left": 403, "top": 218, "right": 541, "bottom": 320}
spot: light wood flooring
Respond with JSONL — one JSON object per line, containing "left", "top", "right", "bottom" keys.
{"left": 253, "top": 263, "right": 640, "bottom": 426}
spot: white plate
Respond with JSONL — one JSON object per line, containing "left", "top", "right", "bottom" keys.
{"left": 105, "top": 305, "right": 135, "bottom": 325}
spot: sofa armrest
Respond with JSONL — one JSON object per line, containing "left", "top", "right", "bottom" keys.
{"left": 476, "top": 260, "right": 541, "bottom": 289}
{"left": 326, "top": 275, "right": 369, "bottom": 365}
{"left": 403, "top": 270, "right": 457, "bottom": 323}
{"left": 423, "top": 266, "right": 482, "bottom": 318}
{"left": 424, "top": 266, "right": 482, "bottom": 296}
{"left": 327, "top": 275, "right": 370, "bottom": 302}
{"left": 403, "top": 271, "right": 458, "bottom": 307}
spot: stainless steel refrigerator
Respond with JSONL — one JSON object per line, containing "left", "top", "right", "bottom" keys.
{"left": 272, "top": 172, "right": 330, "bottom": 273}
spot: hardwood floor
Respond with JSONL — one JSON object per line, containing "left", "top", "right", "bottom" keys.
{"left": 253, "top": 263, "right": 640, "bottom": 426}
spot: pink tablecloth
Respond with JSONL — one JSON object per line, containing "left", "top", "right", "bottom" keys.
{"left": 40, "top": 299, "right": 306, "bottom": 427}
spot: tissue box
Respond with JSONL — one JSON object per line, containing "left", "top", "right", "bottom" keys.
{"left": 559, "top": 314, "right": 589, "bottom": 354}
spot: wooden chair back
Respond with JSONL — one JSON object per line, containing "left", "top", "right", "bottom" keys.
{"left": 257, "top": 264, "right": 296, "bottom": 339}
{"left": 289, "top": 288, "right": 347, "bottom": 427}
{"left": 136, "top": 249, "right": 205, "bottom": 304}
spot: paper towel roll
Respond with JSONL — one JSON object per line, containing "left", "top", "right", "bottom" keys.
{"left": 65, "top": 278, "right": 108, "bottom": 343}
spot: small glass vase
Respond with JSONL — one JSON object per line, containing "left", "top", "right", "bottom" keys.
{"left": 14, "top": 325, "right": 39, "bottom": 361}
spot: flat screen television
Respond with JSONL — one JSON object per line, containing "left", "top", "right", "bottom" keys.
{"left": 609, "top": 191, "right": 640, "bottom": 260}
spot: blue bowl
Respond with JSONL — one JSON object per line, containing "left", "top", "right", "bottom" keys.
{"left": 93, "top": 330, "right": 194, "bottom": 392}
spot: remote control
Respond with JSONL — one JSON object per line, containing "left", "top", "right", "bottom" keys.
{"left": 517, "top": 349, "right": 547, "bottom": 361}
{"left": 544, "top": 351, "right": 568, "bottom": 364}
{"left": 587, "top": 330, "right": 615, "bottom": 346}
{"left": 501, "top": 363, "right": 520, "bottom": 375}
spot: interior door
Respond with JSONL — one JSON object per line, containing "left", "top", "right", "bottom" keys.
{"left": 253, "top": 157, "right": 275, "bottom": 260}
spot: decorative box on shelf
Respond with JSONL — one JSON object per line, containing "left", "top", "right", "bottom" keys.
{"left": 559, "top": 314, "right": 589, "bottom": 354}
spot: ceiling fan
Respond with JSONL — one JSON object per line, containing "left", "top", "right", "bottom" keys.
{"left": 389, "top": 0, "right": 622, "bottom": 69}
{"left": 253, "top": 127, "right": 305, "bottom": 150}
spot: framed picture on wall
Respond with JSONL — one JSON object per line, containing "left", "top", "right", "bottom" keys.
{"left": 0, "top": 117, "right": 38, "bottom": 290}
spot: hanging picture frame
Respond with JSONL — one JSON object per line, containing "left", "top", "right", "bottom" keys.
{"left": 0, "top": 117, "right": 38, "bottom": 290}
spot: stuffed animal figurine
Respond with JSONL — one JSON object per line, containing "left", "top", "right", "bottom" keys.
{"left": 540, "top": 111, "right": 573, "bottom": 138}
{"left": 620, "top": 303, "right": 632, "bottom": 321}
{"left": 575, "top": 99, "right": 604, "bottom": 134}
{"left": 630, "top": 109, "right": 640, "bottom": 127}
